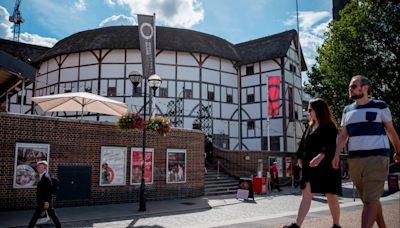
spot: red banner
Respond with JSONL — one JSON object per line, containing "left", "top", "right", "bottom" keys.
{"left": 268, "top": 76, "right": 280, "bottom": 116}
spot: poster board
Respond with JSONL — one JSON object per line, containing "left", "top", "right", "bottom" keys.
{"left": 14, "top": 143, "right": 50, "bottom": 188}
{"left": 237, "top": 178, "right": 254, "bottom": 200}
{"left": 285, "top": 157, "right": 292, "bottom": 177}
{"left": 131, "top": 147, "right": 154, "bottom": 185}
{"left": 99, "top": 146, "right": 127, "bottom": 186}
{"left": 166, "top": 149, "right": 186, "bottom": 183}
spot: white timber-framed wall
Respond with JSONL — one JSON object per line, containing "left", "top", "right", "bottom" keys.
{"left": 6, "top": 28, "right": 305, "bottom": 152}
{"left": 239, "top": 40, "right": 304, "bottom": 152}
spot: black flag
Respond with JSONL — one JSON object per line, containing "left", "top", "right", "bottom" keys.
{"left": 138, "top": 14, "right": 156, "bottom": 79}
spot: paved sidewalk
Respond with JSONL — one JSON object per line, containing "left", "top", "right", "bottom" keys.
{"left": 1, "top": 182, "right": 399, "bottom": 228}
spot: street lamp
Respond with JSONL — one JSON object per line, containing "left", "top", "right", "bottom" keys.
{"left": 128, "top": 71, "right": 161, "bottom": 212}
{"left": 148, "top": 74, "right": 162, "bottom": 116}
{"left": 129, "top": 71, "right": 142, "bottom": 93}
{"left": 148, "top": 74, "right": 162, "bottom": 96}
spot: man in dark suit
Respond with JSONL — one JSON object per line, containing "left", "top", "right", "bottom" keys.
{"left": 28, "top": 160, "right": 61, "bottom": 228}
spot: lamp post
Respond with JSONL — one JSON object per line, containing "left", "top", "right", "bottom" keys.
{"left": 129, "top": 71, "right": 161, "bottom": 212}
{"left": 148, "top": 74, "right": 162, "bottom": 116}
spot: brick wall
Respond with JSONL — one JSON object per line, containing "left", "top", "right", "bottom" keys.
{"left": 213, "top": 146, "right": 296, "bottom": 181}
{"left": 0, "top": 113, "right": 204, "bottom": 210}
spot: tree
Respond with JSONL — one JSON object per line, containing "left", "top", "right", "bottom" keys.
{"left": 305, "top": 0, "right": 400, "bottom": 129}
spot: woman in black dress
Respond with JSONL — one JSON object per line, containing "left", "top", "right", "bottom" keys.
{"left": 284, "top": 98, "right": 342, "bottom": 228}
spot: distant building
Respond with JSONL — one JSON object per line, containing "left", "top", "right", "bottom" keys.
{"left": 2, "top": 26, "right": 307, "bottom": 152}
{"left": 333, "top": 0, "right": 351, "bottom": 20}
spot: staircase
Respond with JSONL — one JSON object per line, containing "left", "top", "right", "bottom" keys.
{"left": 204, "top": 167, "right": 238, "bottom": 196}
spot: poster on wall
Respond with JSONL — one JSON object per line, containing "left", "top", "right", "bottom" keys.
{"left": 100, "top": 146, "right": 127, "bottom": 186}
{"left": 13, "top": 143, "right": 50, "bottom": 189}
{"left": 285, "top": 157, "right": 292, "bottom": 177}
{"left": 166, "top": 149, "right": 186, "bottom": 183}
{"left": 131, "top": 147, "right": 154, "bottom": 185}
{"left": 269, "top": 156, "right": 283, "bottom": 177}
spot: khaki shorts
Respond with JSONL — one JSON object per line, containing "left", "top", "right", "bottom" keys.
{"left": 348, "top": 156, "right": 389, "bottom": 204}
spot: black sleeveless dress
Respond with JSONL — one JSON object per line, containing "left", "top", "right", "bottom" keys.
{"left": 296, "top": 122, "right": 342, "bottom": 195}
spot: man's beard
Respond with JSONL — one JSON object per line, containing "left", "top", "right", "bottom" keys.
{"left": 350, "top": 93, "right": 364, "bottom": 100}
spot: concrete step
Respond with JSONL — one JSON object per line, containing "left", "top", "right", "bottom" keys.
{"left": 204, "top": 168, "right": 238, "bottom": 196}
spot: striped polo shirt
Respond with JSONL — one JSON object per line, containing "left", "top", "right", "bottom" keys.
{"left": 341, "top": 99, "right": 392, "bottom": 157}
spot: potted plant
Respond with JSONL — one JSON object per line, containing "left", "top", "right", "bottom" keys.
{"left": 145, "top": 115, "right": 172, "bottom": 136}
{"left": 117, "top": 113, "right": 144, "bottom": 130}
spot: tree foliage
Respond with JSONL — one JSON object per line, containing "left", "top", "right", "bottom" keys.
{"left": 305, "top": 0, "right": 400, "bottom": 128}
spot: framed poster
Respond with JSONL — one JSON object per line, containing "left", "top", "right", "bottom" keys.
{"left": 131, "top": 147, "right": 154, "bottom": 185}
{"left": 166, "top": 149, "right": 186, "bottom": 183}
{"left": 285, "top": 157, "right": 292, "bottom": 177}
{"left": 100, "top": 146, "right": 127, "bottom": 186}
{"left": 14, "top": 143, "right": 50, "bottom": 188}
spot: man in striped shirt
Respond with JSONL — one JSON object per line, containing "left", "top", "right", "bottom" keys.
{"left": 332, "top": 75, "right": 400, "bottom": 228}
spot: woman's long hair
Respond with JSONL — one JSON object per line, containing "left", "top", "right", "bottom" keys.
{"left": 308, "top": 98, "right": 337, "bottom": 127}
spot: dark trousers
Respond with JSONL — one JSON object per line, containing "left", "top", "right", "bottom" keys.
{"left": 271, "top": 176, "right": 282, "bottom": 191}
{"left": 28, "top": 204, "right": 61, "bottom": 228}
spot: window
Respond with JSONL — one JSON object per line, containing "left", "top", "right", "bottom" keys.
{"left": 64, "top": 89, "right": 72, "bottom": 93}
{"left": 159, "top": 87, "right": 168, "bottom": 97}
{"left": 207, "top": 91, "right": 214, "bottom": 101}
{"left": 247, "top": 94, "right": 255, "bottom": 103}
{"left": 183, "top": 89, "right": 192, "bottom": 99}
{"left": 261, "top": 137, "right": 281, "bottom": 151}
{"left": 108, "top": 87, "right": 116, "bottom": 96}
{"left": 290, "top": 64, "right": 297, "bottom": 73}
{"left": 246, "top": 66, "right": 254, "bottom": 75}
{"left": 226, "top": 94, "right": 233, "bottom": 103}
{"left": 270, "top": 136, "right": 280, "bottom": 151}
{"left": 247, "top": 120, "right": 255, "bottom": 130}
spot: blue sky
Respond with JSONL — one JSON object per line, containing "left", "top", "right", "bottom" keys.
{"left": 0, "top": 0, "right": 333, "bottom": 70}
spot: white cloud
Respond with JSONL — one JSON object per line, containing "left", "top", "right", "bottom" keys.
{"left": 74, "top": 0, "right": 87, "bottom": 11}
{"left": 284, "top": 11, "right": 331, "bottom": 72}
{"left": 19, "top": 32, "right": 57, "bottom": 47}
{"left": 99, "top": 15, "right": 137, "bottom": 27}
{"left": 106, "top": 0, "right": 204, "bottom": 28}
{"left": 0, "top": 6, "right": 13, "bottom": 39}
{"left": 104, "top": 0, "right": 116, "bottom": 7}
{"left": 0, "top": 6, "right": 56, "bottom": 47}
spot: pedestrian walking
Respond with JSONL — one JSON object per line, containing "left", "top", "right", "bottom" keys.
{"left": 332, "top": 75, "right": 400, "bottom": 228}
{"left": 284, "top": 98, "right": 342, "bottom": 228}
{"left": 28, "top": 160, "right": 61, "bottom": 228}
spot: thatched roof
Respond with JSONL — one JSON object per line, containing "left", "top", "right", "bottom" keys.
{"left": 35, "top": 26, "right": 241, "bottom": 63}
{"left": 0, "top": 38, "right": 49, "bottom": 64}
{"left": 33, "top": 26, "right": 306, "bottom": 71}
{"left": 235, "top": 30, "right": 307, "bottom": 71}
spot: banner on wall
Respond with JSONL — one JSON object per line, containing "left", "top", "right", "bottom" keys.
{"left": 138, "top": 14, "right": 156, "bottom": 78}
{"left": 131, "top": 148, "right": 153, "bottom": 185}
{"left": 14, "top": 143, "right": 49, "bottom": 188}
{"left": 100, "top": 146, "right": 127, "bottom": 186}
{"left": 268, "top": 76, "right": 281, "bottom": 116}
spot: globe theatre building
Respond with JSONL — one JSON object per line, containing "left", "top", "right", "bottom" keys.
{"left": 8, "top": 26, "right": 307, "bottom": 152}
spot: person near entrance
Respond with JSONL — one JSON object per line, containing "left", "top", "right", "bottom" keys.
{"left": 270, "top": 162, "right": 282, "bottom": 192}
{"left": 28, "top": 160, "right": 61, "bottom": 228}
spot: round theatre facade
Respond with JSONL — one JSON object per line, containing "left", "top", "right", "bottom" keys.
{"left": 34, "top": 26, "right": 241, "bottom": 149}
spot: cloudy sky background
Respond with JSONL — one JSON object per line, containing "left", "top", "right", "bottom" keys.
{"left": 1, "top": 0, "right": 332, "bottom": 73}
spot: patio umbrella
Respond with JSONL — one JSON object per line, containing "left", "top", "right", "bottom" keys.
{"left": 31, "top": 92, "right": 128, "bottom": 118}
